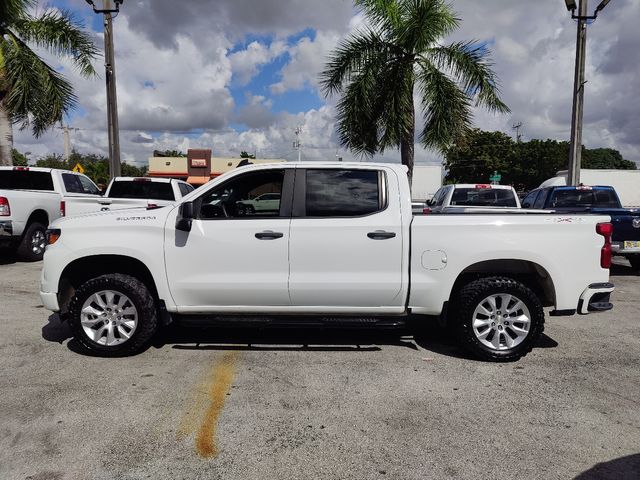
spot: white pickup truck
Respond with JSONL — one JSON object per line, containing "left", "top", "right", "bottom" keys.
{"left": 64, "top": 177, "right": 195, "bottom": 216}
{"left": 0, "top": 166, "right": 101, "bottom": 260}
{"left": 40, "top": 163, "right": 615, "bottom": 361}
{"left": 425, "top": 184, "right": 521, "bottom": 213}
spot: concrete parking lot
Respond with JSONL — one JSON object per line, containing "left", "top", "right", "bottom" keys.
{"left": 0, "top": 253, "right": 639, "bottom": 480}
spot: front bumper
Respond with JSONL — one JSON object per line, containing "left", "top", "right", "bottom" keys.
{"left": 40, "top": 290, "right": 60, "bottom": 312}
{"left": 577, "top": 282, "right": 614, "bottom": 315}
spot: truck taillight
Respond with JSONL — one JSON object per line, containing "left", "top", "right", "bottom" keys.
{"left": 0, "top": 197, "right": 10, "bottom": 216}
{"left": 596, "top": 222, "right": 612, "bottom": 269}
{"left": 60, "top": 200, "right": 66, "bottom": 217}
{"left": 422, "top": 207, "right": 432, "bottom": 214}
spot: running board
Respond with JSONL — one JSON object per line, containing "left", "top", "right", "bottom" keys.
{"left": 174, "top": 314, "right": 407, "bottom": 329}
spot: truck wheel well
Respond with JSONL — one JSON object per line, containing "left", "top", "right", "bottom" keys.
{"left": 452, "top": 259, "right": 556, "bottom": 307}
{"left": 26, "top": 209, "right": 48, "bottom": 229}
{"left": 58, "top": 255, "right": 159, "bottom": 313}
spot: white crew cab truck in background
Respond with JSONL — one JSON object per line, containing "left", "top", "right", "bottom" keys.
{"left": 40, "top": 163, "right": 614, "bottom": 361}
{"left": 64, "top": 177, "right": 195, "bottom": 216}
{"left": 0, "top": 167, "right": 101, "bottom": 260}
{"left": 426, "top": 184, "right": 521, "bottom": 213}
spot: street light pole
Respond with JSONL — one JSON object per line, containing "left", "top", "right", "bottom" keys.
{"left": 86, "top": 0, "right": 123, "bottom": 179}
{"left": 565, "top": 0, "right": 611, "bottom": 186}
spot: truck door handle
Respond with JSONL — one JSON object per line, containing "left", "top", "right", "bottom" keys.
{"left": 367, "top": 230, "right": 396, "bottom": 240}
{"left": 255, "top": 230, "right": 284, "bottom": 240}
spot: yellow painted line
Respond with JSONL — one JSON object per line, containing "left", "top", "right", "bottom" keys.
{"left": 191, "top": 351, "right": 240, "bottom": 458}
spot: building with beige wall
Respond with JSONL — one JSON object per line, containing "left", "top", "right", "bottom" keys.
{"left": 148, "top": 155, "right": 286, "bottom": 185}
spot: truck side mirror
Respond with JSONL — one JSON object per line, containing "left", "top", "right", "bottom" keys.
{"left": 176, "top": 201, "right": 195, "bottom": 232}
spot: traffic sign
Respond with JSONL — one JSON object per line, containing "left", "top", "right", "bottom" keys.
{"left": 489, "top": 170, "right": 501, "bottom": 182}
{"left": 72, "top": 163, "right": 85, "bottom": 174}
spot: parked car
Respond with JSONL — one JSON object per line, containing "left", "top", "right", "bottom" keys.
{"left": 64, "top": 177, "right": 195, "bottom": 216}
{"left": 522, "top": 184, "right": 640, "bottom": 270}
{"left": 40, "top": 162, "right": 614, "bottom": 361}
{"left": 236, "top": 192, "right": 281, "bottom": 215}
{"left": 0, "top": 166, "right": 101, "bottom": 261}
{"left": 425, "top": 184, "right": 521, "bottom": 213}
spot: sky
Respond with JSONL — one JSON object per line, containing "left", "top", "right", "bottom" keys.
{"left": 12, "top": 0, "right": 640, "bottom": 168}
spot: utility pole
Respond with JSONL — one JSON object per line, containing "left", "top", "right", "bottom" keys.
{"left": 58, "top": 124, "right": 81, "bottom": 161}
{"left": 103, "top": 12, "right": 121, "bottom": 179}
{"left": 86, "top": 1, "right": 123, "bottom": 180}
{"left": 568, "top": 0, "right": 588, "bottom": 186}
{"left": 293, "top": 126, "right": 302, "bottom": 162}
{"left": 565, "top": 0, "right": 611, "bottom": 185}
{"left": 512, "top": 122, "right": 523, "bottom": 143}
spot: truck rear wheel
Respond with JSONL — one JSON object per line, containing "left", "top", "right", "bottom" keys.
{"left": 68, "top": 274, "right": 158, "bottom": 356}
{"left": 16, "top": 222, "right": 46, "bottom": 261}
{"left": 452, "top": 276, "right": 544, "bottom": 362}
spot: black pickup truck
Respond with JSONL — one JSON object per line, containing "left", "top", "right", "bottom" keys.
{"left": 522, "top": 185, "right": 640, "bottom": 270}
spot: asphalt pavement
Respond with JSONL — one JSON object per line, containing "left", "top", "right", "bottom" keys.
{"left": 0, "top": 253, "right": 638, "bottom": 480}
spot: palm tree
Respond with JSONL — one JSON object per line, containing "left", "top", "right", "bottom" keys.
{"left": 321, "top": 0, "right": 510, "bottom": 181}
{"left": 0, "top": 0, "right": 98, "bottom": 165}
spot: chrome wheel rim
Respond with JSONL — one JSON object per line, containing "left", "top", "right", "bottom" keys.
{"left": 472, "top": 294, "right": 531, "bottom": 351}
{"left": 80, "top": 290, "right": 138, "bottom": 346}
{"left": 31, "top": 230, "right": 46, "bottom": 255}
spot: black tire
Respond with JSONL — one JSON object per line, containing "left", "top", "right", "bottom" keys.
{"left": 16, "top": 222, "right": 46, "bottom": 262}
{"left": 627, "top": 255, "right": 640, "bottom": 271}
{"left": 68, "top": 274, "right": 158, "bottom": 356}
{"left": 246, "top": 205, "right": 255, "bottom": 214}
{"left": 451, "top": 276, "right": 545, "bottom": 362}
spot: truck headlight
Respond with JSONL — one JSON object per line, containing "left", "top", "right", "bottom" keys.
{"left": 46, "top": 228, "right": 61, "bottom": 245}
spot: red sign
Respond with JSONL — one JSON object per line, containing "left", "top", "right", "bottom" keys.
{"left": 190, "top": 158, "right": 207, "bottom": 168}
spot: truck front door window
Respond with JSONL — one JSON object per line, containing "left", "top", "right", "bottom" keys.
{"left": 200, "top": 170, "right": 284, "bottom": 219}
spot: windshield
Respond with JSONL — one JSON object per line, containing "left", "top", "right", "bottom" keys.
{"left": 450, "top": 188, "right": 517, "bottom": 207}
{"left": 549, "top": 189, "right": 620, "bottom": 208}
{"left": 108, "top": 181, "right": 175, "bottom": 201}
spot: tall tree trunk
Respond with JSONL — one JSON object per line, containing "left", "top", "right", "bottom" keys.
{"left": 0, "top": 101, "right": 13, "bottom": 166}
{"left": 400, "top": 90, "right": 415, "bottom": 186}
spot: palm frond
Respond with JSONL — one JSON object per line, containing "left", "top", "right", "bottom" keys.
{"left": 417, "top": 59, "right": 472, "bottom": 151}
{"left": 427, "top": 41, "right": 510, "bottom": 113}
{"left": 354, "top": 0, "right": 404, "bottom": 35}
{"left": 0, "top": 0, "right": 35, "bottom": 27}
{"left": 2, "top": 32, "right": 76, "bottom": 136}
{"left": 12, "top": 9, "right": 98, "bottom": 77}
{"left": 320, "top": 28, "right": 392, "bottom": 97}
{"left": 396, "top": 0, "right": 459, "bottom": 53}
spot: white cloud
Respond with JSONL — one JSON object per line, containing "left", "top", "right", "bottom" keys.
{"left": 229, "top": 40, "right": 287, "bottom": 85}
{"left": 270, "top": 31, "right": 341, "bottom": 94}
{"left": 13, "top": 0, "right": 640, "bottom": 170}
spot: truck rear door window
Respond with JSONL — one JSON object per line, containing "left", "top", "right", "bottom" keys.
{"left": 0, "top": 171, "right": 54, "bottom": 190}
{"left": 550, "top": 189, "right": 619, "bottom": 208}
{"left": 450, "top": 188, "right": 517, "bottom": 207}
{"left": 305, "top": 169, "right": 383, "bottom": 217}
{"left": 62, "top": 173, "right": 100, "bottom": 195}
{"left": 108, "top": 181, "right": 175, "bottom": 201}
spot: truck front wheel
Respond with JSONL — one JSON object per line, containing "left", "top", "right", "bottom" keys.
{"left": 68, "top": 274, "right": 158, "bottom": 356}
{"left": 452, "top": 276, "right": 544, "bottom": 362}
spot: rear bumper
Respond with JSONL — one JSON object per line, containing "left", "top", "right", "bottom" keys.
{"left": 0, "top": 220, "right": 13, "bottom": 237}
{"left": 577, "top": 282, "right": 614, "bottom": 315}
{"left": 40, "top": 290, "right": 60, "bottom": 312}
{"left": 612, "top": 242, "right": 640, "bottom": 254}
